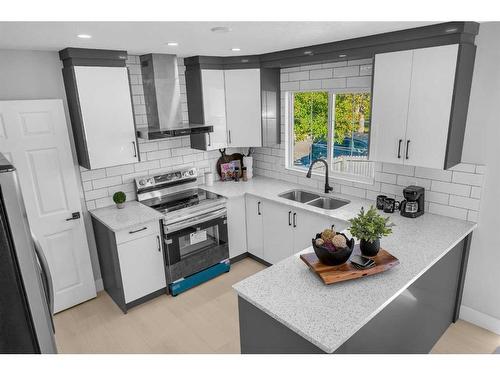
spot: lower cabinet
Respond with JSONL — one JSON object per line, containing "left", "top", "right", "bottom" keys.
{"left": 245, "top": 196, "right": 348, "bottom": 265}
{"left": 245, "top": 195, "right": 264, "bottom": 260}
{"left": 227, "top": 196, "right": 248, "bottom": 259}
{"left": 92, "top": 218, "right": 167, "bottom": 313}
{"left": 117, "top": 231, "right": 166, "bottom": 304}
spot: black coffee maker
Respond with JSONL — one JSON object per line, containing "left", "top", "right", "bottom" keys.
{"left": 400, "top": 185, "right": 425, "bottom": 218}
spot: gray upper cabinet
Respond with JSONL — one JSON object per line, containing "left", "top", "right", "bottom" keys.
{"left": 369, "top": 43, "right": 476, "bottom": 170}
{"left": 185, "top": 57, "right": 280, "bottom": 151}
{"left": 59, "top": 48, "right": 139, "bottom": 170}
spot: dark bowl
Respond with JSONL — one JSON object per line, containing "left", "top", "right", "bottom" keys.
{"left": 312, "top": 233, "right": 354, "bottom": 266}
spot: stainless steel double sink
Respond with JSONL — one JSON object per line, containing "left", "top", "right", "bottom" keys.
{"left": 278, "top": 189, "right": 350, "bottom": 210}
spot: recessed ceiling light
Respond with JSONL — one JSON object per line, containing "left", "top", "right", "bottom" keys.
{"left": 231, "top": 48, "right": 241, "bottom": 52}
{"left": 304, "top": 50, "right": 313, "bottom": 56}
{"left": 445, "top": 27, "right": 458, "bottom": 33}
{"left": 241, "top": 59, "right": 249, "bottom": 63}
{"left": 338, "top": 54, "right": 347, "bottom": 58}
{"left": 166, "top": 42, "right": 178, "bottom": 46}
{"left": 211, "top": 26, "right": 231, "bottom": 33}
{"left": 77, "top": 34, "right": 92, "bottom": 39}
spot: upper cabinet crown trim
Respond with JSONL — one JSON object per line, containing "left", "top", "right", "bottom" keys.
{"left": 184, "top": 22, "right": 479, "bottom": 69}
{"left": 59, "top": 47, "right": 128, "bottom": 68}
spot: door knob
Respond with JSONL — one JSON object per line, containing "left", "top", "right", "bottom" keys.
{"left": 65, "top": 212, "right": 81, "bottom": 221}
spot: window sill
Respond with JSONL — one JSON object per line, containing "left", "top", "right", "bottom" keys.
{"left": 285, "top": 165, "right": 375, "bottom": 186}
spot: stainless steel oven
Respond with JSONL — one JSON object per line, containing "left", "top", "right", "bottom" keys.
{"left": 136, "top": 167, "right": 230, "bottom": 292}
{"left": 164, "top": 206, "right": 228, "bottom": 283}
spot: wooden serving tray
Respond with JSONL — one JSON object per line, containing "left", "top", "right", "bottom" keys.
{"left": 300, "top": 246, "right": 399, "bottom": 285}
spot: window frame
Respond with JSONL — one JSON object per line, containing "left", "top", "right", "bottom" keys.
{"left": 286, "top": 88, "right": 374, "bottom": 184}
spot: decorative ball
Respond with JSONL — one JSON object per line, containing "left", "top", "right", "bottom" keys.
{"left": 332, "top": 234, "right": 347, "bottom": 249}
{"left": 321, "top": 228, "right": 336, "bottom": 243}
{"left": 315, "top": 238, "right": 325, "bottom": 247}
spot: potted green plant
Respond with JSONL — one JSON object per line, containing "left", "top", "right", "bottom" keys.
{"left": 348, "top": 206, "right": 392, "bottom": 256}
{"left": 112, "top": 191, "right": 126, "bottom": 209}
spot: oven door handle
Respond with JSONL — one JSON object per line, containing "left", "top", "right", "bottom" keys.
{"left": 165, "top": 208, "right": 227, "bottom": 234}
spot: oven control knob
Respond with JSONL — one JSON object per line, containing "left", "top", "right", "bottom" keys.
{"left": 139, "top": 180, "right": 146, "bottom": 186}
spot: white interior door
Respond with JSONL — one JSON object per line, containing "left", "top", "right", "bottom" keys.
{"left": 369, "top": 50, "right": 413, "bottom": 164}
{"left": 0, "top": 99, "right": 96, "bottom": 312}
{"left": 201, "top": 69, "right": 227, "bottom": 150}
{"left": 74, "top": 66, "right": 138, "bottom": 169}
{"left": 224, "top": 69, "right": 262, "bottom": 147}
{"left": 404, "top": 44, "right": 458, "bottom": 169}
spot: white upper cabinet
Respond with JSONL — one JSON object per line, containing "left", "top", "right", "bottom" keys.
{"left": 74, "top": 66, "right": 138, "bottom": 169}
{"left": 370, "top": 44, "right": 464, "bottom": 170}
{"left": 224, "top": 69, "right": 262, "bottom": 147}
{"left": 201, "top": 69, "right": 228, "bottom": 150}
{"left": 404, "top": 45, "right": 458, "bottom": 169}
{"left": 60, "top": 48, "right": 139, "bottom": 170}
{"left": 369, "top": 50, "right": 413, "bottom": 165}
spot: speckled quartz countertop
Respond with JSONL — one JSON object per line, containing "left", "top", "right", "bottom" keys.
{"left": 90, "top": 201, "right": 164, "bottom": 232}
{"left": 203, "top": 177, "right": 476, "bottom": 353}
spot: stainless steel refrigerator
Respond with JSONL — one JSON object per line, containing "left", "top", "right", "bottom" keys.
{"left": 0, "top": 152, "right": 57, "bottom": 353}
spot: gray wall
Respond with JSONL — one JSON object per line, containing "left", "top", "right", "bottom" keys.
{"left": 460, "top": 22, "right": 500, "bottom": 331}
{"left": 0, "top": 49, "right": 103, "bottom": 286}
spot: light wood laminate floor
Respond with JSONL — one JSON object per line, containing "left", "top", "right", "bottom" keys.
{"left": 54, "top": 258, "right": 500, "bottom": 354}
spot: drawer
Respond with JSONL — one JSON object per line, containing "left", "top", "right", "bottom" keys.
{"left": 115, "top": 221, "right": 159, "bottom": 244}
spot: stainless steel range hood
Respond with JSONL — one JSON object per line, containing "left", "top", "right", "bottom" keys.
{"left": 137, "top": 53, "right": 212, "bottom": 139}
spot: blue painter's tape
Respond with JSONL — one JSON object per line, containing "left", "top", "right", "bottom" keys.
{"left": 169, "top": 260, "right": 230, "bottom": 296}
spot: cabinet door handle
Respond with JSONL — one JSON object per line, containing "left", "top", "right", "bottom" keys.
{"left": 129, "top": 226, "right": 147, "bottom": 234}
{"left": 288, "top": 211, "right": 292, "bottom": 226}
{"left": 406, "top": 140, "right": 410, "bottom": 160}
{"left": 156, "top": 235, "right": 161, "bottom": 252}
{"left": 293, "top": 212, "right": 297, "bottom": 228}
{"left": 208, "top": 132, "right": 211, "bottom": 147}
{"left": 257, "top": 201, "right": 261, "bottom": 216}
{"left": 132, "top": 141, "right": 137, "bottom": 158}
{"left": 397, "top": 139, "right": 402, "bottom": 159}
{"left": 228, "top": 130, "right": 232, "bottom": 144}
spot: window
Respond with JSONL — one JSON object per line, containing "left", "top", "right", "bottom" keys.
{"left": 289, "top": 90, "right": 373, "bottom": 181}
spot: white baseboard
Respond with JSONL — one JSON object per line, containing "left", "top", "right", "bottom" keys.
{"left": 95, "top": 278, "right": 104, "bottom": 292}
{"left": 460, "top": 305, "right": 500, "bottom": 335}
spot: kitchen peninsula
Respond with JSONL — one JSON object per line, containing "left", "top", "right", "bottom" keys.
{"left": 234, "top": 212, "right": 474, "bottom": 353}
{"left": 201, "top": 177, "right": 476, "bottom": 354}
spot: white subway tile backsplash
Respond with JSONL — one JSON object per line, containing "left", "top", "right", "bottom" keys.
{"left": 425, "top": 191, "right": 449, "bottom": 205}
{"left": 300, "top": 80, "right": 322, "bottom": 90}
{"left": 93, "top": 176, "right": 122, "bottom": 190}
{"left": 340, "top": 185, "right": 366, "bottom": 199}
{"left": 414, "top": 166, "right": 452, "bottom": 182}
{"left": 467, "top": 210, "right": 479, "bottom": 222}
{"left": 431, "top": 180, "right": 471, "bottom": 197}
{"left": 428, "top": 203, "right": 467, "bottom": 220}
{"left": 382, "top": 163, "right": 415, "bottom": 176}
{"left": 452, "top": 171, "right": 484, "bottom": 186}
{"left": 322, "top": 61, "right": 347, "bottom": 69}
{"left": 475, "top": 165, "right": 486, "bottom": 174}
{"left": 470, "top": 186, "right": 482, "bottom": 199}
{"left": 288, "top": 71, "right": 309, "bottom": 81}
{"left": 106, "top": 164, "right": 135, "bottom": 177}
{"left": 134, "top": 160, "right": 160, "bottom": 172}
{"left": 449, "top": 195, "right": 481, "bottom": 210}
{"left": 333, "top": 66, "right": 359, "bottom": 77}
{"left": 84, "top": 188, "right": 108, "bottom": 201}
{"left": 348, "top": 58, "right": 373, "bottom": 66}
{"left": 281, "top": 81, "right": 300, "bottom": 91}
{"left": 374, "top": 171, "right": 397, "bottom": 184}
{"left": 449, "top": 163, "right": 476, "bottom": 173}
{"left": 359, "top": 65, "right": 373, "bottom": 76}
{"left": 346, "top": 76, "right": 372, "bottom": 88}
{"left": 396, "top": 175, "right": 431, "bottom": 190}
{"left": 309, "top": 69, "right": 333, "bottom": 79}
{"left": 322, "top": 78, "right": 347, "bottom": 89}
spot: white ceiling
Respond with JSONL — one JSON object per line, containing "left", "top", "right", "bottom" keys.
{"left": 0, "top": 22, "right": 435, "bottom": 57}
